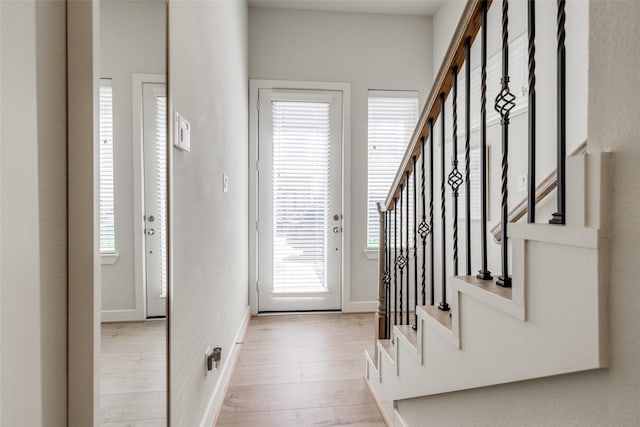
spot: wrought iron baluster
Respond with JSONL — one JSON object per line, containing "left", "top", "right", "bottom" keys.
{"left": 386, "top": 210, "right": 392, "bottom": 337}
{"left": 439, "top": 93, "right": 450, "bottom": 311}
{"left": 419, "top": 137, "right": 429, "bottom": 308}
{"left": 477, "top": 0, "right": 493, "bottom": 281}
{"left": 495, "top": 0, "right": 515, "bottom": 288}
{"left": 383, "top": 210, "right": 390, "bottom": 338}
{"left": 550, "top": 0, "right": 566, "bottom": 225}
{"left": 412, "top": 165, "right": 418, "bottom": 328}
{"left": 465, "top": 37, "right": 472, "bottom": 276}
{"left": 405, "top": 172, "right": 411, "bottom": 326}
{"left": 393, "top": 200, "right": 398, "bottom": 326}
{"left": 429, "top": 120, "right": 435, "bottom": 306}
{"left": 528, "top": 0, "right": 536, "bottom": 223}
{"left": 399, "top": 187, "right": 405, "bottom": 324}
{"left": 448, "top": 66, "right": 463, "bottom": 277}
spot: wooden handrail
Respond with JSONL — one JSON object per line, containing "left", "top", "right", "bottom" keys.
{"left": 491, "top": 141, "right": 587, "bottom": 243}
{"left": 384, "top": 0, "right": 492, "bottom": 209}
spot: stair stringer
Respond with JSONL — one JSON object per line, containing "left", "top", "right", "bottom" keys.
{"left": 366, "top": 152, "right": 610, "bottom": 418}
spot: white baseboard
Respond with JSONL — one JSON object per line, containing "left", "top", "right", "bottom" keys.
{"left": 342, "top": 300, "right": 417, "bottom": 314}
{"left": 101, "top": 308, "right": 144, "bottom": 323}
{"left": 199, "top": 306, "right": 251, "bottom": 427}
{"left": 343, "top": 300, "right": 377, "bottom": 313}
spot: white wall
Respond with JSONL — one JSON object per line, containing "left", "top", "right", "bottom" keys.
{"left": 397, "top": 1, "right": 640, "bottom": 425}
{"left": 169, "top": 1, "right": 249, "bottom": 425}
{"left": 100, "top": 0, "right": 166, "bottom": 318}
{"left": 0, "top": 1, "right": 67, "bottom": 426}
{"left": 248, "top": 7, "right": 433, "bottom": 309}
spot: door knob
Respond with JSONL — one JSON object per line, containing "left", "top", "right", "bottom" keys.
{"left": 146, "top": 228, "right": 155, "bottom": 236}
{"left": 333, "top": 226, "right": 341, "bottom": 233}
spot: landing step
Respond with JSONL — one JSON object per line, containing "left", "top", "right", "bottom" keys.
{"left": 420, "top": 305, "right": 452, "bottom": 331}
{"left": 451, "top": 275, "right": 525, "bottom": 320}
{"left": 395, "top": 325, "right": 418, "bottom": 351}
{"left": 378, "top": 339, "right": 395, "bottom": 364}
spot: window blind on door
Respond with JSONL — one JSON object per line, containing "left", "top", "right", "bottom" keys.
{"left": 272, "top": 101, "right": 331, "bottom": 292}
{"left": 99, "top": 79, "right": 116, "bottom": 253}
{"left": 367, "top": 91, "right": 419, "bottom": 247}
{"left": 154, "top": 94, "right": 168, "bottom": 298}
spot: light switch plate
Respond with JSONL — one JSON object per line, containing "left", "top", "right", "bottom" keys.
{"left": 223, "top": 173, "right": 229, "bottom": 193}
{"left": 174, "top": 112, "right": 191, "bottom": 152}
{"left": 518, "top": 174, "right": 527, "bottom": 193}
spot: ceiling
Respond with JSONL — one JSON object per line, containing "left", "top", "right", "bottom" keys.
{"left": 247, "top": 0, "right": 445, "bottom": 17}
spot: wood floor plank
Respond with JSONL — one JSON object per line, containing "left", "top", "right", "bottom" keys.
{"left": 101, "top": 391, "right": 166, "bottom": 423}
{"left": 217, "top": 403, "right": 386, "bottom": 427}
{"left": 101, "top": 320, "right": 167, "bottom": 426}
{"left": 222, "top": 379, "right": 374, "bottom": 413}
{"left": 218, "top": 313, "right": 385, "bottom": 426}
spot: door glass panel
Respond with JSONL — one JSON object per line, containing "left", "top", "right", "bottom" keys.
{"left": 271, "top": 101, "right": 331, "bottom": 293}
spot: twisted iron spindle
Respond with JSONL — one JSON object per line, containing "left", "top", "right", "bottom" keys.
{"left": 429, "top": 120, "right": 435, "bottom": 306}
{"left": 412, "top": 158, "right": 418, "bottom": 329}
{"left": 383, "top": 211, "right": 390, "bottom": 338}
{"left": 464, "top": 37, "right": 472, "bottom": 276}
{"left": 477, "top": 0, "right": 493, "bottom": 282}
{"left": 528, "top": 0, "right": 536, "bottom": 223}
{"left": 387, "top": 211, "right": 392, "bottom": 337}
{"left": 393, "top": 199, "right": 398, "bottom": 326}
{"left": 494, "top": 0, "right": 515, "bottom": 288}
{"left": 405, "top": 171, "right": 411, "bottom": 326}
{"left": 448, "top": 66, "right": 463, "bottom": 277}
{"left": 550, "top": 0, "right": 566, "bottom": 225}
{"left": 439, "top": 93, "right": 450, "bottom": 311}
{"left": 398, "top": 186, "right": 405, "bottom": 323}
{"left": 419, "top": 137, "right": 429, "bottom": 308}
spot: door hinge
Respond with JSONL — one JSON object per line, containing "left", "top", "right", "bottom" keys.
{"left": 256, "top": 160, "right": 260, "bottom": 172}
{"left": 256, "top": 281, "right": 260, "bottom": 293}
{"left": 257, "top": 96, "right": 260, "bottom": 111}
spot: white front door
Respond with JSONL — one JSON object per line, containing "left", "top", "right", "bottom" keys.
{"left": 142, "top": 83, "right": 167, "bottom": 317}
{"left": 257, "top": 89, "right": 343, "bottom": 312}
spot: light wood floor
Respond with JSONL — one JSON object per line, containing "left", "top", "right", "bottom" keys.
{"left": 101, "top": 320, "right": 167, "bottom": 427}
{"left": 217, "top": 312, "right": 385, "bottom": 426}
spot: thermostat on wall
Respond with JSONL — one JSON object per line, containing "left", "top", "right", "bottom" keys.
{"left": 174, "top": 112, "right": 191, "bottom": 152}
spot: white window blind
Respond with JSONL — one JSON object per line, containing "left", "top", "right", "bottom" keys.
{"left": 99, "top": 79, "right": 115, "bottom": 253}
{"left": 272, "top": 101, "right": 331, "bottom": 292}
{"left": 367, "top": 91, "right": 419, "bottom": 247}
{"left": 154, "top": 94, "right": 168, "bottom": 297}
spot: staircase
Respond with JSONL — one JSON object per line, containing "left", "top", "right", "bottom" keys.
{"left": 364, "top": 1, "right": 608, "bottom": 425}
{"left": 367, "top": 153, "right": 609, "bottom": 424}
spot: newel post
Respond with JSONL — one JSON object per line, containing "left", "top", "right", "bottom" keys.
{"left": 375, "top": 202, "right": 388, "bottom": 358}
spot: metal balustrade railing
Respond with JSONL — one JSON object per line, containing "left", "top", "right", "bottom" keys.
{"left": 376, "top": 0, "right": 571, "bottom": 340}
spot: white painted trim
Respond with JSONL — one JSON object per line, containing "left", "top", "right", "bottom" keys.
{"left": 101, "top": 309, "right": 141, "bottom": 323}
{"left": 249, "top": 79, "right": 351, "bottom": 315}
{"left": 67, "top": 1, "right": 101, "bottom": 424}
{"left": 200, "top": 307, "right": 251, "bottom": 427}
{"left": 342, "top": 300, "right": 377, "bottom": 313}
{"left": 131, "top": 73, "right": 165, "bottom": 322}
{"left": 509, "top": 223, "right": 599, "bottom": 249}
{"left": 100, "top": 252, "right": 119, "bottom": 265}
{"left": 363, "top": 248, "right": 379, "bottom": 260}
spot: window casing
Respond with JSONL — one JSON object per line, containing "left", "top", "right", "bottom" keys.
{"left": 367, "top": 90, "right": 419, "bottom": 248}
{"left": 99, "top": 78, "right": 116, "bottom": 253}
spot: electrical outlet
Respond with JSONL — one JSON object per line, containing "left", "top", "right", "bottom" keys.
{"left": 518, "top": 174, "right": 527, "bottom": 193}
{"left": 204, "top": 346, "right": 212, "bottom": 375}
{"left": 223, "top": 173, "right": 229, "bottom": 193}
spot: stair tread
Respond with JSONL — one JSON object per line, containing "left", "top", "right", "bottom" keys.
{"left": 421, "top": 305, "right": 452, "bottom": 331}
{"left": 395, "top": 325, "right": 418, "bottom": 349}
{"left": 378, "top": 339, "right": 395, "bottom": 363}
{"left": 454, "top": 275, "right": 512, "bottom": 300}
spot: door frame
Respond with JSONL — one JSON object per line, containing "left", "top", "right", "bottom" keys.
{"left": 248, "top": 79, "right": 351, "bottom": 315}
{"left": 132, "top": 73, "right": 166, "bottom": 319}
